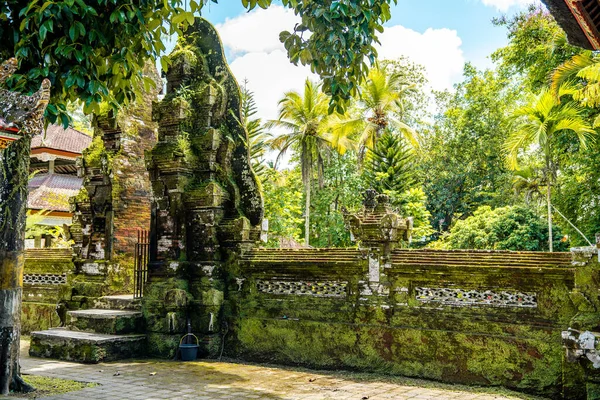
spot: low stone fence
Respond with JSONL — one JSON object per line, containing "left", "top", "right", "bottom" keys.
{"left": 22, "top": 248, "right": 75, "bottom": 332}
{"left": 232, "top": 248, "right": 583, "bottom": 399}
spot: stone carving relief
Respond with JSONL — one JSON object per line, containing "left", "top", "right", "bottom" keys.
{"left": 23, "top": 274, "right": 67, "bottom": 285}
{"left": 256, "top": 280, "right": 347, "bottom": 298}
{"left": 563, "top": 329, "right": 600, "bottom": 368}
{"left": 415, "top": 287, "right": 537, "bottom": 308}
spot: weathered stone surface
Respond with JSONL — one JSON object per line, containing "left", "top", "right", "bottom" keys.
{"left": 0, "top": 58, "right": 51, "bottom": 394}
{"left": 67, "top": 309, "right": 143, "bottom": 335}
{"left": 143, "top": 18, "right": 264, "bottom": 355}
{"left": 232, "top": 246, "right": 582, "bottom": 398}
{"left": 93, "top": 294, "right": 140, "bottom": 311}
{"left": 30, "top": 328, "right": 146, "bottom": 363}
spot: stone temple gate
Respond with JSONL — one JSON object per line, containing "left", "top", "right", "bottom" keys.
{"left": 143, "top": 17, "right": 264, "bottom": 352}
{"left": 24, "top": 17, "right": 600, "bottom": 400}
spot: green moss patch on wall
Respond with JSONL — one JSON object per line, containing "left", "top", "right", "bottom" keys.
{"left": 226, "top": 248, "right": 583, "bottom": 399}
{"left": 22, "top": 252, "right": 75, "bottom": 333}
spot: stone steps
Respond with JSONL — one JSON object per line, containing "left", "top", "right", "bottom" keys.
{"left": 67, "top": 309, "right": 143, "bottom": 335}
{"left": 30, "top": 328, "right": 146, "bottom": 363}
{"left": 30, "top": 294, "right": 146, "bottom": 363}
{"left": 93, "top": 294, "right": 141, "bottom": 311}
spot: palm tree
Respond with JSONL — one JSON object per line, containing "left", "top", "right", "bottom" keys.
{"left": 335, "top": 65, "right": 419, "bottom": 159}
{"left": 551, "top": 51, "right": 600, "bottom": 127}
{"left": 512, "top": 163, "right": 546, "bottom": 206}
{"left": 241, "top": 81, "right": 270, "bottom": 179}
{"left": 505, "top": 88, "right": 595, "bottom": 251}
{"left": 265, "top": 79, "right": 332, "bottom": 247}
{"left": 512, "top": 163, "right": 593, "bottom": 246}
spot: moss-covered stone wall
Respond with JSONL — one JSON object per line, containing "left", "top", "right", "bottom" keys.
{"left": 143, "top": 17, "right": 263, "bottom": 356}
{"left": 226, "top": 248, "right": 582, "bottom": 399}
{"left": 21, "top": 249, "right": 75, "bottom": 333}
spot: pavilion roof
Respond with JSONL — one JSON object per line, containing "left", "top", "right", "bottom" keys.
{"left": 28, "top": 173, "right": 83, "bottom": 212}
{"left": 543, "top": 0, "right": 600, "bottom": 50}
{"left": 31, "top": 124, "right": 91, "bottom": 155}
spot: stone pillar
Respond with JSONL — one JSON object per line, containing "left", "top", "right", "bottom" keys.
{"left": 69, "top": 65, "right": 160, "bottom": 302}
{"left": 561, "top": 247, "right": 600, "bottom": 398}
{"left": 144, "top": 18, "right": 263, "bottom": 358}
{"left": 343, "top": 190, "right": 412, "bottom": 303}
{"left": 0, "top": 58, "right": 50, "bottom": 394}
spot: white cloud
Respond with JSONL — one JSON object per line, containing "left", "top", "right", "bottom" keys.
{"left": 377, "top": 25, "right": 464, "bottom": 91}
{"left": 480, "top": 0, "right": 536, "bottom": 12}
{"left": 229, "top": 51, "right": 317, "bottom": 122}
{"left": 217, "top": 6, "right": 300, "bottom": 55}
{"left": 216, "top": 6, "right": 316, "bottom": 122}
{"left": 217, "top": 5, "right": 465, "bottom": 122}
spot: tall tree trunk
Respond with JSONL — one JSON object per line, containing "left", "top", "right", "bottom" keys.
{"left": 547, "top": 179, "right": 553, "bottom": 252}
{"left": 305, "top": 178, "right": 310, "bottom": 247}
{"left": 0, "top": 136, "right": 34, "bottom": 395}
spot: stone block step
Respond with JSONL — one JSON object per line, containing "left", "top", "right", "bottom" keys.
{"left": 93, "top": 294, "right": 141, "bottom": 311}
{"left": 67, "top": 309, "right": 143, "bottom": 335}
{"left": 30, "top": 328, "right": 146, "bottom": 363}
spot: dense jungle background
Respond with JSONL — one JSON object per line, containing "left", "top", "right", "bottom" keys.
{"left": 246, "top": 5, "right": 600, "bottom": 252}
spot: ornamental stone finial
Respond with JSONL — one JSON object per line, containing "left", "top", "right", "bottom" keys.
{"left": 343, "top": 189, "right": 412, "bottom": 252}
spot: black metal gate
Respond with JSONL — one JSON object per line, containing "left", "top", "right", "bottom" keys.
{"left": 133, "top": 229, "right": 149, "bottom": 299}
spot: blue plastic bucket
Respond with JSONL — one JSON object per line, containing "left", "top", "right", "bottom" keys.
{"left": 179, "top": 334, "right": 199, "bottom": 361}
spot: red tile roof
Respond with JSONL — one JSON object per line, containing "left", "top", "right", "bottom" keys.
{"left": 31, "top": 124, "right": 91, "bottom": 155}
{"left": 0, "top": 116, "right": 19, "bottom": 133}
{"left": 28, "top": 173, "right": 83, "bottom": 212}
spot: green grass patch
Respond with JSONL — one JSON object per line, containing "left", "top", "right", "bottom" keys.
{"left": 8, "top": 375, "right": 98, "bottom": 398}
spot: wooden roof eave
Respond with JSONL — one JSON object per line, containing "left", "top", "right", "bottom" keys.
{"left": 543, "top": 0, "right": 599, "bottom": 49}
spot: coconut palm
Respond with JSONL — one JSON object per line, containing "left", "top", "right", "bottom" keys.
{"left": 335, "top": 65, "right": 419, "bottom": 159}
{"left": 505, "top": 88, "right": 595, "bottom": 251}
{"left": 265, "top": 79, "right": 332, "bottom": 247}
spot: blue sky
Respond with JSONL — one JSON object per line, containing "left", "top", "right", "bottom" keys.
{"left": 195, "top": 0, "right": 536, "bottom": 121}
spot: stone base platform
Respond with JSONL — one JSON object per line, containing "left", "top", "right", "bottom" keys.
{"left": 30, "top": 328, "right": 146, "bottom": 363}
{"left": 67, "top": 309, "right": 143, "bottom": 334}
{"left": 93, "top": 294, "right": 141, "bottom": 310}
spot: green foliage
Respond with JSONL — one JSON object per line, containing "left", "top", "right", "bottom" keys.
{"left": 398, "top": 188, "right": 434, "bottom": 240}
{"left": 1, "top": 0, "right": 397, "bottom": 125}
{"left": 334, "top": 64, "right": 419, "bottom": 157}
{"left": 505, "top": 87, "right": 595, "bottom": 251}
{"left": 553, "top": 141, "right": 600, "bottom": 246}
{"left": 381, "top": 57, "right": 429, "bottom": 129}
{"left": 505, "top": 88, "right": 595, "bottom": 171}
{"left": 25, "top": 211, "right": 74, "bottom": 248}
{"left": 430, "top": 205, "right": 568, "bottom": 251}
{"left": 492, "top": 5, "right": 580, "bottom": 91}
{"left": 363, "top": 130, "right": 414, "bottom": 201}
{"left": 25, "top": 210, "right": 52, "bottom": 238}
{"left": 311, "top": 152, "right": 364, "bottom": 247}
{"left": 1, "top": 0, "right": 201, "bottom": 124}
{"left": 267, "top": 79, "right": 335, "bottom": 246}
{"left": 272, "top": 0, "right": 398, "bottom": 113}
{"left": 241, "top": 81, "right": 270, "bottom": 178}
{"left": 261, "top": 167, "right": 304, "bottom": 247}
{"left": 421, "top": 65, "right": 518, "bottom": 231}
{"left": 20, "top": 375, "right": 97, "bottom": 397}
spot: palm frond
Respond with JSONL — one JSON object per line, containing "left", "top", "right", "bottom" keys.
{"left": 551, "top": 52, "right": 594, "bottom": 96}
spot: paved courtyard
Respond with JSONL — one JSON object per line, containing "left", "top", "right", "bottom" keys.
{"left": 13, "top": 342, "right": 541, "bottom": 400}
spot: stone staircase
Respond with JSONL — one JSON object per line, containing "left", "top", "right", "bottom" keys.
{"left": 30, "top": 295, "right": 146, "bottom": 363}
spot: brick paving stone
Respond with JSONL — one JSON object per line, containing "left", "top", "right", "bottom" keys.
{"left": 9, "top": 341, "right": 543, "bottom": 400}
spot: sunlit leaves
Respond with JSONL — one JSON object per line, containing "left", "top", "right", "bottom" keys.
{"left": 1, "top": 0, "right": 395, "bottom": 126}
{"left": 1, "top": 0, "right": 202, "bottom": 124}
{"left": 269, "top": 0, "right": 398, "bottom": 113}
